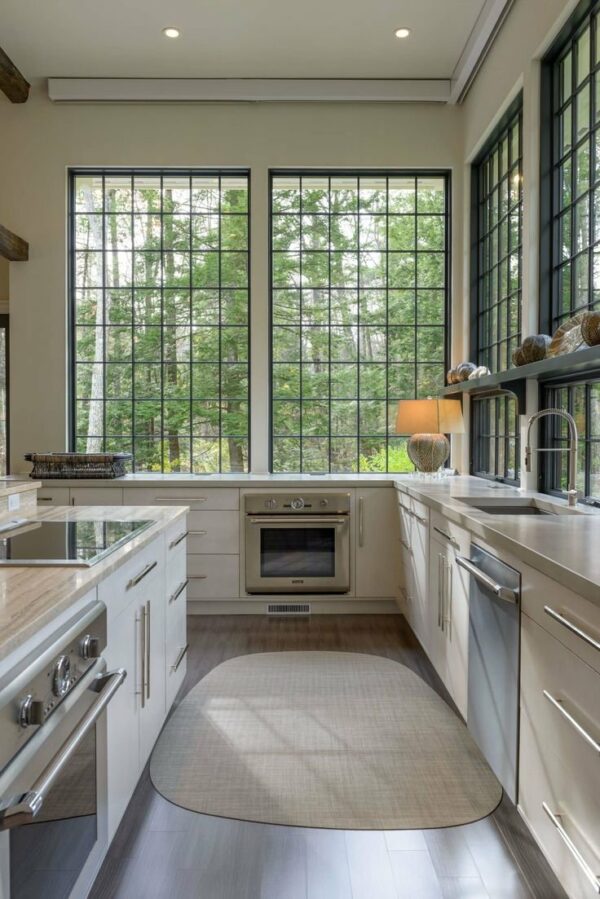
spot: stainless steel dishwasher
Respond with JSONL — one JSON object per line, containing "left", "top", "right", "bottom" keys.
{"left": 456, "top": 545, "right": 521, "bottom": 803}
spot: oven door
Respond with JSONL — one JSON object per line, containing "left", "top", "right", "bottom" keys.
{"left": 245, "top": 515, "right": 350, "bottom": 594}
{"left": 0, "top": 663, "right": 125, "bottom": 899}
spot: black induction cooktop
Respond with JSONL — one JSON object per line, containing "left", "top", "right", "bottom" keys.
{"left": 0, "top": 518, "right": 153, "bottom": 566}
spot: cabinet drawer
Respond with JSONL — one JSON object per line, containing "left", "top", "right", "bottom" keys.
{"left": 396, "top": 490, "right": 429, "bottom": 524}
{"left": 123, "top": 487, "right": 239, "bottom": 511}
{"left": 187, "top": 554, "right": 240, "bottom": 598}
{"left": 522, "top": 565, "right": 600, "bottom": 675}
{"left": 98, "top": 536, "right": 163, "bottom": 621}
{"left": 166, "top": 601, "right": 187, "bottom": 709}
{"left": 166, "top": 541, "right": 187, "bottom": 596}
{"left": 186, "top": 510, "right": 239, "bottom": 554}
{"left": 430, "top": 510, "right": 470, "bottom": 552}
{"left": 520, "top": 615, "right": 600, "bottom": 898}
{"left": 37, "top": 487, "right": 70, "bottom": 506}
{"left": 70, "top": 487, "right": 123, "bottom": 506}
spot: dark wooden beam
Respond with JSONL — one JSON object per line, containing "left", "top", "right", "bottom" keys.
{"left": 0, "top": 47, "right": 30, "bottom": 103}
{"left": 0, "top": 224, "right": 28, "bottom": 261}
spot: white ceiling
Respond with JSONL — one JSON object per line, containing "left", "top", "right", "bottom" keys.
{"left": 1, "top": 0, "right": 489, "bottom": 80}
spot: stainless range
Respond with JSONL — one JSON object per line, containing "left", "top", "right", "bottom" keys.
{"left": 244, "top": 493, "right": 351, "bottom": 594}
{"left": 0, "top": 601, "right": 126, "bottom": 898}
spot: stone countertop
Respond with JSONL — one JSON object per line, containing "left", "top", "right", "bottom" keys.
{"left": 0, "top": 477, "right": 41, "bottom": 496}
{"left": 0, "top": 504, "right": 187, "bottom": 664}
{"left": 393, "top": 475, "right": 600, "bottom": 606}
{"left": 36, "top": 473, "right": 400, "bottom": 488}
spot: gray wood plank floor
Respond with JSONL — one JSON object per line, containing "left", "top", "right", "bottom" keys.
{"left": 90, "top": 614, "right": 567, "bottom": 899}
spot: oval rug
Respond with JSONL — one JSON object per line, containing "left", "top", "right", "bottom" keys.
{"left": 150, "top": 651, "right": 502, "bottom": 830}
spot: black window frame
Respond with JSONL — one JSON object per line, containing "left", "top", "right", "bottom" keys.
{"left": 268, "top": 168, "right": 452, "bottom": 474}
{"left": 470, "top": 394, "right": 521, "bottom": 486}
{"left": 540, "top": 0, "right": 600, "bottom": 333}
{"left": 470, "top": 95, "right": 523, "bottom": 372}
{"left": 68, "top": 167, "right": 251, "bottom": 475}
{"left": 0, "top": 314, "right": 9, "bottom": 476}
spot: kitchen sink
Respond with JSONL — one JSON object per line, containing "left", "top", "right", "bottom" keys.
{"left": 455, "top": 497, "right": 582, "bottom": 516}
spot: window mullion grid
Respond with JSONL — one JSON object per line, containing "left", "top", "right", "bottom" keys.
{"left": 356, "top": 179, "right": 361, "bottom": 473}
{"left": 102, "top": 172, "right": 107, "bottom": 454}
{"left": 218, "top": 173, "right": 222, "bottom": 474}
{"left": 385, "top": 176, "right": 390, "bottom": 473}
{"left": 328, "top": 175, "right": 332, "bottom": 474}
{"left": 299, "top": 176, "right": 304, "bottom": 473}
{"left": 188, "top": 173, "right": 193, "bottom": 473}
{"left": 130, "top": 174, "right": 135, "bottom": 462}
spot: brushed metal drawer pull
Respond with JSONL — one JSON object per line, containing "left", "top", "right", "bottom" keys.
{"left": 145, "top": 600, "right": 151, "bottom": 701}
{"left": 127, "top": 560, "right": 157, "bottom": 590}
{"left": 154, "top": 496, "right": 207, "bottom": 503}
{"left": 169, "top": 531, "right": 188, "bottom": 549}
{"left": 543, "top": 690, "right": 600, "bottom": 754}
{"left": 542, "top": 803, "right": 600, "bottom": 893}
{"left": 400, "top": 537, "right": 411, "bottom": 551}
{"left": 171, "top": 644, "right": 189, "bottom": 673}
{"left": 38, "top": 497, "right": 54, "bottom": 502}
{"left": 188, "top": 575, "right": 208, "bottom": 580}
{"left": 188, "top": 530, "right": 208, "bottom": 536}
{"left": 412, "top": 511, "right": 427, "bottom": 524}
{"left": 433, "top": 525, "right": 459, "bottom": 548}
{"left": 169, "top": 580, "right": 188, "bottom": 604}
{"left": 544, "top": 606, "right": 600, "bottom": 653}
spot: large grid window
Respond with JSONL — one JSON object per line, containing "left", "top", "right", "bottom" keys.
{"left": 542, "top": 378, "right": 600, "bottom": 503}
{"left": 70, "top": 169, "right": 250, "bottom": 474}
{"left": 473, "top": 104, "right": 523, "bottom": 372}
{"left": 471, "top": 395, "right": 520, "bottom": 484}
{"left": 544, "top": 3, "right": 600, "bottom": 329}
{"left": 270, "top": 172, "right": 449, "bottom": 473}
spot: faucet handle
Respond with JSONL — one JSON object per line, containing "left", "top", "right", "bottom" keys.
{"left": 524, "top": 446, "right": 532, "bottom": 473}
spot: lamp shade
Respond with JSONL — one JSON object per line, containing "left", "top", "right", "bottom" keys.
{"left": 396, "top": 398, "right": 464, "bottom": 435}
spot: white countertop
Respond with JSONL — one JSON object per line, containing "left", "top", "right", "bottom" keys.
{"left": 393, "top": 476, "right": 600, "bottom": 607}
{"left": 37, "top": 473, "right": 399, "bottom": 488}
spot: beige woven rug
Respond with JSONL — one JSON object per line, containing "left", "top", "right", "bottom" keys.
{"left": 150, "top": 652, "right": 502, "bottom": 829}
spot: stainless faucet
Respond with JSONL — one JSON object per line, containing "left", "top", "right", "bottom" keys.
{"left": 525, "top": 408, "right": 579, "bottom": 507}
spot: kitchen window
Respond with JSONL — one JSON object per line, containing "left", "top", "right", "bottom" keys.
{"left": 541, "top": 377, "right": 600, "bottom": 503}
{"left": 471, "top": 99, "right": 523, "bottom": 372}
{"left": 471, "top": 395, "right": 520, "bottom": 485}
{"left": 540, "top": 1, "right": 600, "bottom": 331}
{"left": 69, "top": 169, "right": 250, "bottom": 473}
{"left": 270, "top": 171, "right": 450, "bottom": 473}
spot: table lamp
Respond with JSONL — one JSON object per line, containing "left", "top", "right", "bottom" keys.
{"left": 396, "top": 398, "right": 464, "bottom": 473}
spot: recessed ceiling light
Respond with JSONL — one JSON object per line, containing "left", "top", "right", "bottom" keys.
{"left": 163, "top": 27, "right": 180, "bottom": 39}
{"left": 395, "top": 27, "right": 411, "bottom": 39}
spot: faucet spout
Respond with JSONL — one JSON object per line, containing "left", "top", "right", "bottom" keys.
{"left": 525, "top": 408, "right": 579, "bottom": 507}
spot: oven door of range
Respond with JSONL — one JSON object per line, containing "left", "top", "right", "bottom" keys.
{"left": 0, "top": 662, "right": 126, "bottom": 899}
{"left": 245, "top": 515, "right": 350, "bottom": 594}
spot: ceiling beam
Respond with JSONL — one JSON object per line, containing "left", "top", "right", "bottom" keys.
{"left": 48, "top": 78, "right": 451, "bottom": 103}
{"left": 449, "top": 0, "right": 514, "bottom": 104}
{"left": 0, "top": 46, "right": 30, "bottom": 103}
{"left": 0, "top": 224, "right": 29, "bottom": 261}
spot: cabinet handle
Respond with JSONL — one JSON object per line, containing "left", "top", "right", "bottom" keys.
{"left": 171, "top": 644, "right": 189, "bottom": 673}
{"left": 544, "top": 606, "right": 600, "bottom": 653}
{"left": 127, "top": 560, "right": 157, "bottom": 590}
{"left": 542, "top": 803, "right": 600, "bottom": 893}
{"left": 169, "top": 530, "right": 188, "bottom": 549}
{"left": 543, "top": 690, "right": 600, "bottom": 754}
{"left": 437, "top": 553, "right": 443, "bottom": 628}
{"left": 413, "top": 512, "right": 427, "bottom": 525}
{"left": 433, "top": 525, "right": 459, "bottom": 549}
{"left": 400, "top": 537, "right": 411, "bottom": 551}
{"left": 444, "top": 560, "right": 452, "bottom": 637}
{"left": 188, "top": 575, "right": 208, "bottom": 580}
{"left": 169, "top": 580, "right": 188, "bottom": 604}
{"left": 188, "top": 530, "right": 207, "bottom": 536}
{"left": 38, "top": 497, "right": 53, "bottom": 503}
{"left": 137, "top": 606, "right": 146, "bottom": 710}
{"left": 145, "top": 600, "right": 151, "bottom": 701}
{"left": 358, "top": 497, "right": 364, "bottom": 547}
{"left": 154, "top": 496, "right": 207, "bottom": 503}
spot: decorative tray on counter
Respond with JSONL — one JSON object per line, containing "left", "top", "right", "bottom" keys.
{"left": 24, "top": 452, "right": 132, "bottom": 479}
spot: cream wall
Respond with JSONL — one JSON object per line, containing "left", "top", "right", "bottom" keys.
{"left": 0, "top": 261, "right": 8, "bottom": 304}
{"left": 0, "top": 83, "right": 464, "bottom": 473}
{"left": 460, "top": 0, "right": 583, "bottom": 485}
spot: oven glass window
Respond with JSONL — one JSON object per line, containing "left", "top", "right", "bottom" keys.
{"left": 260, "top": 528, "right": 335, "bottom": 577}
{"left": 10, "top": 725, "right": 97, "bottom": 899}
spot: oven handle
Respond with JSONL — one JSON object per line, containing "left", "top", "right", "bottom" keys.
{"left": 0, "top": 668, "right": 126, "bottom": 832}
{"left": 247, "top": 516, "right": 349, "bottom": 525}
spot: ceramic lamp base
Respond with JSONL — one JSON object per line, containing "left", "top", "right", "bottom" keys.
{"left": 407, "top": 433, "right": 450, "bottom": 473}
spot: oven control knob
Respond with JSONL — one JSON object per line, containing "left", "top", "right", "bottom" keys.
{"left": 18, "top": 694, "right": 44, "bottom": 728}
{"left": 80, "top": 634, "right": 100, "bottom": 660}
{"left": 291, "top": 497, "right": 305, "bottom": 510}
{"left": 264, "top": 499, "right": 278, "bottom": 510}
{"left": 52, "top": 655, "right": 72, "bottom": 697}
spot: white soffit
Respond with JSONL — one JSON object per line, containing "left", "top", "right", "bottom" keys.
{"left": 449, "top": 0, "right": 515, "bottom": 104}
{"left": 47, "top": 78, "right": 451, "bottom": 103}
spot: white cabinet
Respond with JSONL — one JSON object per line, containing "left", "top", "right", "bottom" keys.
{"left": 37, "top": 487, "right": 70, "bottom": 506}
{"left": 355, "top": 488, "right": 401, "bottom": 598}
{"left": 428, "top": 514, "right": 470, "bottom": 718}
{"left": 137, "top": 565, "right": 167, "bottom": 766}
{"left": 396, "top": 491, "right": 429, "bottom": 652}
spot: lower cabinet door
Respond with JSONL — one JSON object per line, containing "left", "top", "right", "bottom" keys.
{"left": 104, "top": 601, "right": 141, "bottom": 842}
{"left": 166, "top": 586, "right": 188, "bottom": 709}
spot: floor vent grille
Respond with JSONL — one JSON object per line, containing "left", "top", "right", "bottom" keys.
{"left": 267, "top": 603, "right": 311, "bottom": 616}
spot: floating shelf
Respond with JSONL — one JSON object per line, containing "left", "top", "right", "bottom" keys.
{"left": 442, "top": 345, "right": 600, "bottom": 413}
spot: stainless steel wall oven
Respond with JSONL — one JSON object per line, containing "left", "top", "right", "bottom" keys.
{"left": 245, "top": 493, "right": 351, "bottom": 594}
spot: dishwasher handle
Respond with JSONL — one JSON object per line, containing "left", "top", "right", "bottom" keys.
{"left": 456, "top": 555, "right": 518, "bottom": 604}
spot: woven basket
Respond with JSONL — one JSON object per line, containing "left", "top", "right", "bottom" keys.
{"left": 25, "top": 452, "right": 132, "bottom": 479}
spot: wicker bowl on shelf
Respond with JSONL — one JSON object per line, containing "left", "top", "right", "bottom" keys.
{"left": 25, "top": 452, "right": 133, "bottom": 479}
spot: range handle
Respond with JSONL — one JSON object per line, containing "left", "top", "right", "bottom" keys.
{"left": 456, "top": 555, "right": 518, "bottom": 604}
{"left": 247, "top": 516, "right": 348, "bottom": 525}
{"left": 0, "top": 668, "right": 126, "bottom": 831}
